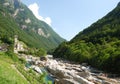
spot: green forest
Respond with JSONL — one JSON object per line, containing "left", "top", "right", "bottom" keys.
{"left": 53, "top": 3, "right": 120, "bottom": 74}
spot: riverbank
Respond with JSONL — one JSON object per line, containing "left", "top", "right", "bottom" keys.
{"left": 20, "top": 54, "right": 120, "bottom": 84}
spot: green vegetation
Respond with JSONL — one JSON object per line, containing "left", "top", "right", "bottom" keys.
{"left": 53, "top": 3, "right": 120, "bottom": 74}
{"left": 0, "top": 0, "right": 64, "bottom": 51}
{"left": 0, "top": 51, "right": 48, "bottom": 84}
{"left": 16, "top": 65, "right": 47, "bottom": 84}
{"left": 0, "top": 1, "right": 59, "bottom": 83}
{"left": 0, "top": 52, "right": 28, "bottom": 84}
{"left": 19, "top": 48, "right": 47, "bottom": 57}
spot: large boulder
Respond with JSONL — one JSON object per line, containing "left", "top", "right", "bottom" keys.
{"left": 77, "top": 71, "right": 90, "bottom": 78}
{"left": 73, "top": 75, "right": 94, "bottom": 84}
{"left": 54, "top": 79, "right": 80, "bottom": 84}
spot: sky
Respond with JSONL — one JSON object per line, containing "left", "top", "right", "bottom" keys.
{"left": 21, "top": 0, "right": 120, "bottom": 41}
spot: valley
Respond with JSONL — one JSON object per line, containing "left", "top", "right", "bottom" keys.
{"left": 1, "top": 0, "right": 120, "bottom": 84}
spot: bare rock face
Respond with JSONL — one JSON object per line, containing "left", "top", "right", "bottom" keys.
{"left": 38, "top": 28, "right": 50, "bottom": 38}
{"left": 25, "top": 18, "right": 31, "bottom": 24}
{"left": 3, "top": 2, "right": 10, "bottom": 6}
{"left": 21, "top": 25, "right": 27, "bottom": 29}
{"left": 13, "top": 9, "right": 19, "bottom": 17}
{"left": 38, "top": 28, "right": 45, "bottom": 36}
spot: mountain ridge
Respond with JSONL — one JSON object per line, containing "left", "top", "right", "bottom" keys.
{"left": 0, "top": 0, "right": 65, "bottom": 50}
{"left": 53, "top": 2, "right": 120, "bottom": 74}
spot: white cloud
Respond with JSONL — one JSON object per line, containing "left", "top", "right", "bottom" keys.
{"left": 44, "top": 17, "right": 52, "bottom": 26}
{"left": 28, "top": 3, "right": 52, "bottom": 26}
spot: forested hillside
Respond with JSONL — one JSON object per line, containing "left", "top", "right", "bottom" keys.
{"left": 53, "top": 2, "right": 120, "bottom": 74}
{"left": 0, "top": 0, "right": 64, "bottom": 50}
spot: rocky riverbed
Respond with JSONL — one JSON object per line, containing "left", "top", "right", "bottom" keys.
{"left": 23, "top": 55, "right": 120, "bottom": 84}
{"left": 42, "top": 58, "right": 120, "bottom": 84}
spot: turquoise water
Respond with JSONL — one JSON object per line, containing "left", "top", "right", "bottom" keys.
{"left": 25, "top": 62, "right": 31, "bottom": 68}
{"left": 45, "top": 75, "right": 54, "bottom": 84}
{"left": 25, "top": 62, "right": 54, "bottom": 84}
{"left": 40, "top": 67, "right": 54, "bottom": 84}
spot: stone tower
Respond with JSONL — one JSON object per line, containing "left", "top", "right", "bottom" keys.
{"left": 14, "top": 35, "right": 18, "bottom": 53}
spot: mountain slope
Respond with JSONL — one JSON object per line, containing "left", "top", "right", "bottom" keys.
{"left": 0, "top": 0, "right": 64, "bottom": 50}
{"left": 72, "top": 2, "right": 120, "bottom": 43}
{"left": 53, "top": 2, "right": 120, "bottom": 74}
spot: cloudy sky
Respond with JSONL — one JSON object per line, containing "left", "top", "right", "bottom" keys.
{"left": 21, "top": 0, "right": 120, "bottom": 40}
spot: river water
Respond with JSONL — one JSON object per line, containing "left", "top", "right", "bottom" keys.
{"left": 25, "top": 62, "right": 54, "bottom": 84}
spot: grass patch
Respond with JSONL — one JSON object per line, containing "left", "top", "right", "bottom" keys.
{"left": 0, "top": 52, "right": 50, "bottom": 84}
{"left": 0, "top": 52, "right": 29, "bottom": 84}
